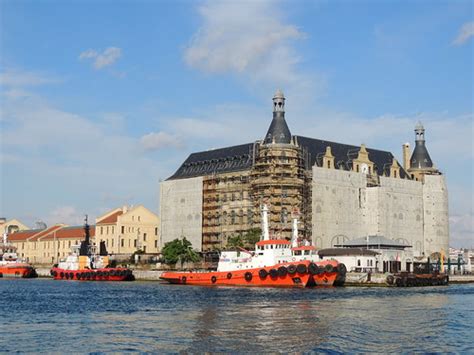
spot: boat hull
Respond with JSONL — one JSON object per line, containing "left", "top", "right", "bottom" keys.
{"left": 0, "top": 264, "right": 37, "bottom": 278}
{"left": 160, "top": 260, "right": 345, "bottom": 288}
{"left": 50, "top": 267, "right": 134, "bottom": 281}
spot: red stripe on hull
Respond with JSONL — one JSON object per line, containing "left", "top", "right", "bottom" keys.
{"left": 51, "top": 267, "right": 134, "bottom": 281}
{"left": 0, "top": 265, "right": 37, "bottom": 278}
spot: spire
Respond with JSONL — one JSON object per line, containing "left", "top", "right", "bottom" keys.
{"left": 409, "top": 121, "right": 433, "bottom": 169}
{"left": 264, "top": 89, "right": 292, "bottom": 144}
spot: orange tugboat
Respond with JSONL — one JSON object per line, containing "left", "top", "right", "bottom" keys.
{"left": 0, "top": 233, "right": 37, "bottom": 278}
{"left": 160, "top": 205, "right": 346, "bottom": 288}
{"left": 50, "top": 216, "right": 134, "bottom": 281}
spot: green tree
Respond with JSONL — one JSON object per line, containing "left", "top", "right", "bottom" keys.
{"left": 243, "top": 228, "right": 261, "bottom": 248}
{"left": 162, "top": 237, "right": 201, "bottom": 269}
{"left": 227, "top": 234, "right": 244, "bottom": 250}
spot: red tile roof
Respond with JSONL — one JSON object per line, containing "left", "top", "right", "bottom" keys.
{"left": 41, "top": 226, "right": 96, "bottom": 240}
{"left": 29, "top": 225, "right": 64, "bottom": 241}
{"left": 97, "top": 211, "right": 123, "bottom": 224}
{"left": 8, "top": 230, "right": 40, "bottom": 241}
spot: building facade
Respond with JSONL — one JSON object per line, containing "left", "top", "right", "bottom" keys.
{"left": 8, "top": 205, "right": 160, "bottom": 264}
{"left": 9, "top": 225, "right": 95, "bottom": 264}
{"left": 95, "top": 205, "right": 160, "bottom": 258}
{"left": 160, "top": 90, "right": 449, "bottom": 257}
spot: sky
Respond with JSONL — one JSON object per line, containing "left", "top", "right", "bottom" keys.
{"left": 0, "top": 0, "right": 472, "bottom": 248}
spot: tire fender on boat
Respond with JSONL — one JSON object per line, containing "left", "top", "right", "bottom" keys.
{"left": 227, "top": 272, "right": 232, "bottom": 279}
{"left": 324, "top": 264, "right": 334, "bottom": 273}
{"left": 278, "top": 266, "right": 288, "bottom": 277}
{"left": 258, "top": 269, "right": 268, "bottom": 279}
{"left": 181, "top": 276, "right": 187, "bottom": 284}
{"left": 287, "top": 264, "right": 297, "bottom": 275}
{"left": 244, "top": 272, "right": 252, "bottom": 282}
{"left": 296, "top": 264, "right": 307, "bottom": 274}
{"left": 211, "top": 275, "right": 217, "bottom": 284}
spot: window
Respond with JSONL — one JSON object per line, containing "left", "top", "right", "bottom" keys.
{"left": 134, "top": 239, "right": 137, "bottom": 247}
{"left": 101, "top": 226, "right": 103, "bottom": 234}
{"left": 122, "top": 226, "right": 125, "bottom": 234}
{"left": 394, "top": 170, "right": 397, "bottom": 178}
{"left": 112, "top": 239, "right": 114, "bottom": 247}
{"left": 357, "top": 259, "right": 361, "bottom": 266}
{"left": 112, "top": 226, "right": 114, "bottom": 234}
{"left": 121, "top": 239, "right": 124, "bottom": 247}
{"left": 327, "top": 160, "right": 330, "bottom": 168}
{"left": 143, "top": 233, "right": 147, "bottom": 241}
{"left": 247, "top": 209, "right": 253, "bottom": 224}
{"left": 155, "top": 240, "right": 158, "bottom": 248}
{"left": 281, "top": 208, "right": 288, "bottom": 223}
{"left": 106, "top": 226, "right": 109, "bottom": 234}
{"left": 138, "top": 216, "right": 141, "bottom": 222}
{"left": 230, "top": 211, "right": 236, "bottom": 224}
{"left": 155, "top": 227, "right": 158, "bottom": 236}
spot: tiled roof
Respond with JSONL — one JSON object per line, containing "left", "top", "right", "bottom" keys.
{"left": 167, "top": 136, "right": 410, "bottom": 180}
{"left": 168, "top": 143, "right": 254, "bottom": 180}
{"left": 296, "top": 136, "right": 409, "bottom": 178}
{"left": 41, "top": 225, "right": 96, "bottom": 240}
{"left": 7, "top": 229, "right": 42, "bottom": 241}
{"left": 29, "top": 225, "right": 64, "bottom": 241}
{"left": 97, "top": 211, "right": 123, "bottom": 224}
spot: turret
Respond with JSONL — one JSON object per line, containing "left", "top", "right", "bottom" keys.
{"left": 264, "top": 90, "right": 292, "bottom": 144}
{"left": 410, "top": 122, "right": 434, "bottom": 169}
{"left": 408, "top": 122, "right": 439, "bottom": 180}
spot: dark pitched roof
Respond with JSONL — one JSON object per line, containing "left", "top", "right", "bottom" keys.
{"left": 264, "top": 112, "right": 292, "bottom": 144}
{"left": 296, "top": 136, "right": 409, "bottom": 178}
{"left": 318, "top": 248, "right": 379, "bottom": 257}
{"left": 168, "top": 143, "right": 254, "bottom": 180}
{"left": 167, "top": 136, "right": 410, "bottom": 180}
{"left": 410, "top": 141, "right": 433, "bottom": 169}
{"left": 335, "top": 235, "right": 411, "bottom": 249}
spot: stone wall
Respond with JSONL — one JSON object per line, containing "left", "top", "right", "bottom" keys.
{"left": 312, "top": 167, "right": 366, "bottom": 248}
{"left": 423, "top": 175, "right": 449, "bottom": 256}
{"left": 159, "top": 177, "right": 203, "bottom": 251}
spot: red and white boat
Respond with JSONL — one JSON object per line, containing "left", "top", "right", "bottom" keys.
{"left": 160, "top": 205, "right": 346, "bottom": 288}
{"left": 50, "top": 217, "right": 134, "bottom": 281}
{"left": 0, "top": 233, "right": 37, "bottom": 278}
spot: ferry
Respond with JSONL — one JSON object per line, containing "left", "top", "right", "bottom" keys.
{"left": 50, "top": 216, "right": 134, "bottom": 281}
{"left": 0, "top": 233, "right": 37, "bottom": 278}
{"left": 160, "top": 205, "right": 346, "bottom": 287}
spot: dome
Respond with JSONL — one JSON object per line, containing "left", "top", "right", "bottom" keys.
{"left": 274, "top": 89, "right": 285, "bottom": 99}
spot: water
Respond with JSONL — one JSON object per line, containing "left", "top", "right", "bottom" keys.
{"left": 1, "top": 279, "right": 473, "bottom": 353}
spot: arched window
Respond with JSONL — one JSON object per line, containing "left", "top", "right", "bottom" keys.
{"left": 230, "top": 211, "right": 236, "bottom": 224}
{"left": 281, "top": 208, "right": 288, "bottom": 223}
{"left": 247, "top": 209, "right": 253, "bottom": 224}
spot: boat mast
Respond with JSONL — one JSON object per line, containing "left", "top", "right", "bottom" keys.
{"left": 261, "top": 204, "right": 270, "bottom": 241}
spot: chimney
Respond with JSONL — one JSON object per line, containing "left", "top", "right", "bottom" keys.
{"left": 402, "top": 143, "right": 410, "bottom": 170}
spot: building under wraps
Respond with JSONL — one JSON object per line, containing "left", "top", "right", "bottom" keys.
{"left": 160, "top": 90, "right": 449, "bottom": 257}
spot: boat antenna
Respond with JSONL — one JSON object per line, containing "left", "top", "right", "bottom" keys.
{"left": 79, "top": 214, "right": 91, "bottom": 256}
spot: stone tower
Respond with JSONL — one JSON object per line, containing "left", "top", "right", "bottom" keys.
{"left": 251, "top": 90, "right": 309, "bottom": 240}
{"left": 408, "top": 121, "right": 438, "bottom": 181}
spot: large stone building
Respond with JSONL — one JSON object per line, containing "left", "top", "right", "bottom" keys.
{"left": 160, "top": 90, "right": 449, "bottom": 257}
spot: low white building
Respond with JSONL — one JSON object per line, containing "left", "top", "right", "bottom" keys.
{"left": 318, "top": 248, "right": 379, "bottom": 273}
{"left": 333, "top": 235, "right": 414, "bottom": 273}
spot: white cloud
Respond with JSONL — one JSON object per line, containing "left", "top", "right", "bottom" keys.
{"left": 47, "top": 206, "right": 84, "bottom": 226}
{"left": 0, "top": 69, "right": 61, "bottom": 87}
{"left": 140, "top": 131, "right": 183, "bottom": 151}
{"left": 79, "top": 47, "right": 122, "bottom": 69}
{"left": 452, "top": 21, "right": 474, "bottom": 46}
{"left": 449, "top": 214, "right": 474, "bottom": 248}
{"left": 184, "top": 0, "right": 316, "bottom": 96}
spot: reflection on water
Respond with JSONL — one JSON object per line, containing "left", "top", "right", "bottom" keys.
{"left": 1, "top": 280, "right": 473, "bottom": 353}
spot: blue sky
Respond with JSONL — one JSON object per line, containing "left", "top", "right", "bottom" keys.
{"left": 1, "top": 0, "right": 472, "bottom": 247}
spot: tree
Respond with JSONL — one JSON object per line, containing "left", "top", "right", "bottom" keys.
{"left": 227, "top": 234, "right": 244, "bottom": 250}
{"left": 243, "top": 228, "right": 261, "bottom": 248}
{"left": 161, "top": 237, "right": 201, "bottom": 269}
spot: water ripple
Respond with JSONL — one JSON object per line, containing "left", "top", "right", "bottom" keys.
{"left": 0, "top": 280, "right": 473, "bottom": 353}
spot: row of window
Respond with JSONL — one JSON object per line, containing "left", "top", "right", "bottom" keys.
{"left": 99, "top": 226, "right": 159, "bottom": 236}
{"left": 205, "top": 208, "right": 290, "bottom": 225}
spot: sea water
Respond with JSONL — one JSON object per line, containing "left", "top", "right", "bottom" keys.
{"left": 1, "top": 279, "right": 473, "bottom": 353}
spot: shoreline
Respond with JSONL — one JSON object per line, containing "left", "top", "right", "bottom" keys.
{"left": 32, "top": 268, "right": 474, "bottom": 284}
